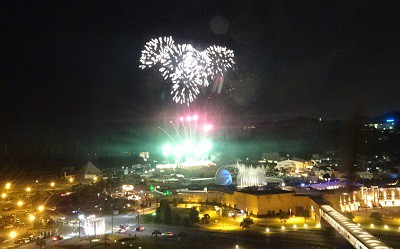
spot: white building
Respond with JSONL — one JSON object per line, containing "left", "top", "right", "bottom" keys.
{"left": 76, "top": 161, "right": 102, "bottom": 179}
{"left": 275, "top": 159, "right": 306, "bottom": 173}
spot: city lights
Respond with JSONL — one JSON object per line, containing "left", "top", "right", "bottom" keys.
{"left": 5, "top": 182, "right": 11, "bottom": 190}
{"left": 26, "top": 187, "right": 31, "bottom": 192}
{"left": 17, "top": 201, "right": 23, "bottom": 207}
{"left": 9, "top": 231, "right": 17, "bottom": 239}
{"left": 1, "top": 193, "right": 6, "bottom": 199}
{"left": 50, "top": 182, "right": 55, "bottom": 187}
{"left": 29, "top": 215, "right": 35, "bottom": 222}
{"left": 38, "top": 205, "right": 44, "bottom": 212}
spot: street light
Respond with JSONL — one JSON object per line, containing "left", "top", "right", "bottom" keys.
{"left": 17, "top": 201, "right": 23, "bottom": 207}
{"left": 10, "top": 231, "right": 17, "bottom": 248}
{"left": 5, "top": 182, "right": 11, "bottom": 190}
{"left": 1, "top": 193, "right": 6, "bottom": 199}
{"left": 38, "top": 205, "right": 44, "bottom": 212}
{"left": 50, "top": 182, "right": 55, "bottom": 188}
{"left": 69, "top": 178, "right": 74, "bottom": 183}
{"left": 93, "top": 176, "right": 98, "bottom": 181}
{"left": 26, "top": 187, "right": 32, "bottom": 192}
{"left": 29, "top": 215, "right": 35, "bottom": 222}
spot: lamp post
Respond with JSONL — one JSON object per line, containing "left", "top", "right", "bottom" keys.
{"left": 111, "top": 204, "right": 114, "bottom": 234}
{"left": 10, "top": 231, "right": 16, "bottom": 249}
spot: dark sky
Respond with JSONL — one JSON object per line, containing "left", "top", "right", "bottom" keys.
{"left": 2, "top": 0, "right": 400, "bottom": 130}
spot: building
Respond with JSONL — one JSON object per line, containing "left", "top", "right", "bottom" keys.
{"left": 139, "top": 152, "right": 149, "bottom": 161}
{"left": 76, "top": 161, "right": 102, "bottom": 180}
{"left": 275, "top": 159, "right": 309, "bottom": 174}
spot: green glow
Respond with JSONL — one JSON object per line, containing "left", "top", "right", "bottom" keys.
{"left": 162, "top": 144, "right": 172, "bottom": 156}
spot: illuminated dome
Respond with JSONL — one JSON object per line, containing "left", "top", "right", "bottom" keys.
{"left": 215, "top": 167, "right": 232, "bottom": 185}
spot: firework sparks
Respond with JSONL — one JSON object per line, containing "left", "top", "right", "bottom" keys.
{"left": 204, "top": 45, "right": 235, "bottom": 78}
{"left": 139, "top": 36, "right": 235, "bottom": 105}
{"left": 160, "top": 114, "right": 213, "bottom": 163}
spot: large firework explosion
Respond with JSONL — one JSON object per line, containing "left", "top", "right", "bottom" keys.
{"left": 139, "top": 36, "right": 235, "bottom": 105}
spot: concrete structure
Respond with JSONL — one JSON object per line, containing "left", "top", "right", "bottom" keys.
{"left": 222, "top": 190, "right": 311, "bottom": 217}
{"left": 323, "top": 187, "right": 400, "bottom": 212}
{"left": 76, "top": 161, "right": 102, "bottom": 179}
{"left": 320, "top": 205, "right": 390, "bottom": 249}
{"left": 275, "top": 159, "right": 309, "bottom": 174}
{"left": 176, "top": 189, "right": 313, "bottom": 217}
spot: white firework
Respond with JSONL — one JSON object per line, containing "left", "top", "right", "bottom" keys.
{"left": 139, "top": 36, "right": 235, "bottom": 105}
{"left": 204, "top": 45, "right": 235, "bottom": 77}
{"left": 139, "top": 36, "right": 175, "bottom": 69}
{"left": 171, "top": 81, "right": 200, "bottom": 105}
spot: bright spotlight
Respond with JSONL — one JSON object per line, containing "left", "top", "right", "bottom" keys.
{"left": 162, "top": 144, "right": 172, "bottom": 156}
{"left": 203, "top": 124, "right": 212, "bottom": 132}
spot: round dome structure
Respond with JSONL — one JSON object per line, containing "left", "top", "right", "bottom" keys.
{"left": 215, "top": 167, "right": 232, "bottom": 185}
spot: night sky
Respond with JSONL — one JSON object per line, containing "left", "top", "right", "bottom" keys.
{"left": 1, "top": 1, "right": 400, "bottom": 150}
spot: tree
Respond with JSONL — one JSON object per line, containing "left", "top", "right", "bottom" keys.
{"left": 240, "top": 217, "right": 254, "bottom": 230}
{"left": 342, "top": 212, "right": 354, "bottom": 221}
{"left": 151, "top": 230, "right": 162, "bottom": 245}
{"left": 172, "top": 198, "right": 179, "bottom": 207}
{"left": 156, "top": 199, "right": 172, "bottom": 224}
{"left": 188, "top": 207, "right": 200, "bottom": 225}
{"left": 370, "top": 212, "right": 383, "bottom": 221}
{"left": 303, "top": 212, "right": 311, "bottom": 223}
{"left": 279, "top": 212, "right": 290, "bottom": 223}
{"left": 201, "top": 214, "right": 211, "bottom": 224}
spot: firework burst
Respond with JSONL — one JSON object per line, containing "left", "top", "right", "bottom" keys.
{"left": 139, "top": 36, "right": 235, "bottom": 105}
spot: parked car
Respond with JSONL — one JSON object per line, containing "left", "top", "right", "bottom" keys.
{"left": 51, "top": 235, "right": 63, "bottom": 241}
{"left": 135, "top": 226, "right": 144, "bottom": 231}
